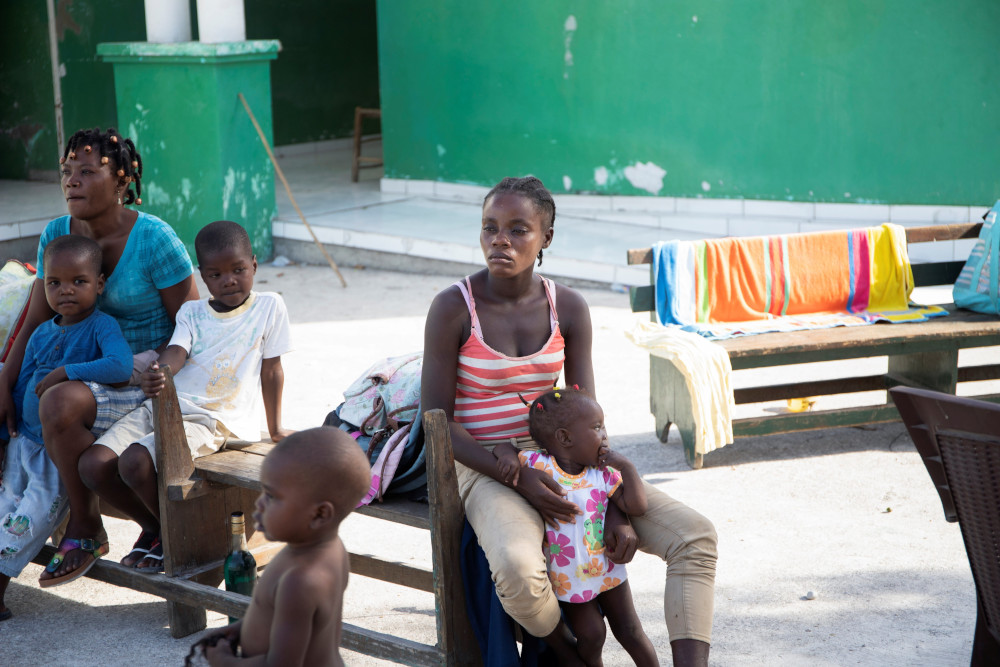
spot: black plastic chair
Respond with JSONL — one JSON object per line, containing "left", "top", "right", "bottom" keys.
{"left": 891, "top": 386, "right": 1000, "bottom": 666}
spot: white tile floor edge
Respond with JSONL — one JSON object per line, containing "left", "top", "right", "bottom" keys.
{"left": 380, "top": 177, "right": 988, "bottom": 227}
{"left": 275, "top": 220, "right": 649, "bottom": 286}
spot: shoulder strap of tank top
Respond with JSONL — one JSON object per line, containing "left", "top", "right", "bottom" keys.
{"left": 453, "top": 277, "right": 483, "bottom": 338}
{"left": 541, "top": 276, "right": 558, "bottom": 328}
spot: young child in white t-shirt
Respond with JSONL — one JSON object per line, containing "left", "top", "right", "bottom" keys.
{"left": 80, "top": 220, "right": 293, "bottom": 571}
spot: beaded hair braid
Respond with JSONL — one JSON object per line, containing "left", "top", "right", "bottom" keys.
{"left": 61, "top": 127, "right": 144, "bottom": 206}
{"left": 527, "top": 384, "right": 590, "bottom": 444}
{"left": 483, "top": 176, "right": 556, "bottom": 266}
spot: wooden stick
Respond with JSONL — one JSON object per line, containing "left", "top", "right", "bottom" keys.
{"left": 238, "top": 93, "right": 348, "bottom": 288}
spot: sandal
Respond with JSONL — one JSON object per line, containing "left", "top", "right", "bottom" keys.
{"left": 121, "top": 530, "right": 157, "bottom": 568}
{"left": 39, "top": 536, "right": 109, "bottom": 588}
{"left": 0, "top": 609, "right": 12, "bottom": 622}
{"left": 136, "top": 536, "right": 164, "bottom": 573}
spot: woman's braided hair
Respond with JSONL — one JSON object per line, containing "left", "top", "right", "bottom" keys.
{"left": 62, "top": 127, "right": 143, "bottom": 206}
{"left": 483, "top": 176, "right": 556, "bottom": 266}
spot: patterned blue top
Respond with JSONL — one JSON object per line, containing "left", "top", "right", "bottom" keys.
{"left": 37, "top": 213, "right": 193, "bottom": 354}
{"left": 14, "top": 309, "right": 132, "bottom": 442}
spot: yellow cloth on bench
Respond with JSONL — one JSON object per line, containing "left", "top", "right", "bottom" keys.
{"left": 626, "top": 321, "right": 734, "bottom": 456}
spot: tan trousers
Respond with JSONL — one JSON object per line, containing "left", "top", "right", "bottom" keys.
{"left": 456, "top": 447, "right": 717, "bottom": 643}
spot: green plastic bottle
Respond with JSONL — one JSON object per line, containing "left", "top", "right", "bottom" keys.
{"left": 224, "top": 511, "right": 257, "bottom": 623}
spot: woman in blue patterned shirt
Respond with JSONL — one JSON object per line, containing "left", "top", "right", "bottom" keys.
{"left": 0, "top": 127, "right": 199, "bottom": 587}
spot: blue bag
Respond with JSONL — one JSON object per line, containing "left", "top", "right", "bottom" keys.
{"left": 953, "top": 200, "right": 1000, "bottom": 315}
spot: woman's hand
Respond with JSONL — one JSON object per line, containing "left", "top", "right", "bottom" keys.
{"left": 492, "top": 441, "right": 522, "bottom": 487}
{"left": 515, "top": 465, "right": 581, "bottom": 527}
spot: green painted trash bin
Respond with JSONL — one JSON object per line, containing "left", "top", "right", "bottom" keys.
{"left": 97, "top": 40, "right": 280, "bottom": 262}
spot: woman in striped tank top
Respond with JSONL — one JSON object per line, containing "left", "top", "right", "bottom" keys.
{"left": 421, "top": 177, "right": 717, "bottom": 666}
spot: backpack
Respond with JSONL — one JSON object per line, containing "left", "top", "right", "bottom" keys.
{"left": 954, "top": 200, "right": 1000, "bottom": 314}
{"left": 324, "top": 352, "right": 427, "bottom": 505}
{"left": 338, "top": 352, "right": 422, "bottom": 437}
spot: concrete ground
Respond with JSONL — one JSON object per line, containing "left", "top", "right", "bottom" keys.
{"left": 0, "top": 261, "right": 978, "bottom": 666}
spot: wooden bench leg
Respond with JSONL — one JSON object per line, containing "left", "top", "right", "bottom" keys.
{"left": 154, "top": 368, "right": 265, "bottom": 638}
{"left": 888, "top": 350, "right": 959, "bottom": 394}
{"left": 424, "top": 409, "right": 482, "bottom": 667}
{"left": 649, "top": 355, "right": 703, "bottom": 469}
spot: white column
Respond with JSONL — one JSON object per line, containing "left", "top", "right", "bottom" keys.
{"left": 196, "top": 0, "right": 247, "bottom": 43}
{"left": 144, "top": 0, "right": 192, "bottom": 43}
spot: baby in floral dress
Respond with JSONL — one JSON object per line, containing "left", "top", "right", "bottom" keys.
{"left": 493, "top": 387, "right": 658, "bottom": 666}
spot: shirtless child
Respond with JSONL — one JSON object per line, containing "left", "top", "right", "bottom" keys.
{"left": 192, "top": 427, "right": 371, "bottom": 667}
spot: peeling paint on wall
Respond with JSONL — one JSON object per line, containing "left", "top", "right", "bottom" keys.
{"left": 594, "top": 166, "right": 608, "bottom": 186}
{"left": 624, "top": 161, "right": 666, "bottom": 195}
{"left": 143, "top": 181, "right": 171, "bottom": 207}
{"left": 223, "top": 168, "right": 236, "bottom": 218}
{"left": 563, "top": 15, "right": 577, "bottom": 79}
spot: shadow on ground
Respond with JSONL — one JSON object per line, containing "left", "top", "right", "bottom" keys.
{"left": 611, "top": 422, "right": 916, "bottom": 476}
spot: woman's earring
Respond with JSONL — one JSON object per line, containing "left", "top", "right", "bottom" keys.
{"left": 116, "top": 188, "right": 122, "bottom": 206}
{"left": 536, "top": 249, "right": 544, "bottom": 266}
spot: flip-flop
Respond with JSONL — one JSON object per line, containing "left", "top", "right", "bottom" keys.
{"left": 121, "top": 530, "right": 157, "bottom": 568}
{"left": 0, "top": 609, "right": 12, "bottom": 622}
{"left": 39, "top": 536, "right": 109, "bottom": 588}
{"left": 136, "top": 537, "right": 164, "bottom": 573}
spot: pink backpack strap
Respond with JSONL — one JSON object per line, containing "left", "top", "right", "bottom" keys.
{"left": 453, "top": 277, "right": 483, "bottom": 339}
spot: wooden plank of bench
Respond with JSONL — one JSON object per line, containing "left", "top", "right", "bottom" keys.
{"left": 425, "top": 409, "right": 479, "bottom": 666}
{"left": 192, "top": 451, "right": 433, "bottom": 530}
{"left": 29, "top": 545, "right": 443, "bottom": 666}
{"left": 720, "top": 308, "right": 1000, "bottom": 366}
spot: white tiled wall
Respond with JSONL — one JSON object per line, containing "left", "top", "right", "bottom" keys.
{"left": 379, "top": 179, "right": 987, "bottom": 234}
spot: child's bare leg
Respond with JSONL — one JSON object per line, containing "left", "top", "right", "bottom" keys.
{"left": 79, "top": 444, "right": 158, "bottom": 534}
{"left": 543, "top": 619, "right": 587, "bottom": 667}
{"left": 560, "top": 600, "right": 607, "bottom": 667}
{"left": 598, "top": 581, "right": 658, "bottom": 667}
{"left": 117, "top": 444, "right": 160, "bottom": 524}
{"left": 39, "top": 383, "right": 103, "bottom": 579}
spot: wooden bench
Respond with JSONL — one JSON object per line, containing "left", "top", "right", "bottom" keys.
{"left": 33, "top": 369, "right": 479, "bottom": 666}
{"left": 627, "top": 222, "right": 1000, "bottom": 469}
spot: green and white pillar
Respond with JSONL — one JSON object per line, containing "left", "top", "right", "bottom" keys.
{"left": 98, "top": 2, "right": 278, "bottom": 261}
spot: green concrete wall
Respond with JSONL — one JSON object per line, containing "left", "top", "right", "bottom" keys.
{"left": 0, "top": 0, "right": 379, "bottom": 181}
{"left": 376, "top": 2, "right": 1000, "bottom": 205}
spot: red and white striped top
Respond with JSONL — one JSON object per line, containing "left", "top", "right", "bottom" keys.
{"left": 453, "top": 276, "right": 565, "bottom": 441}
